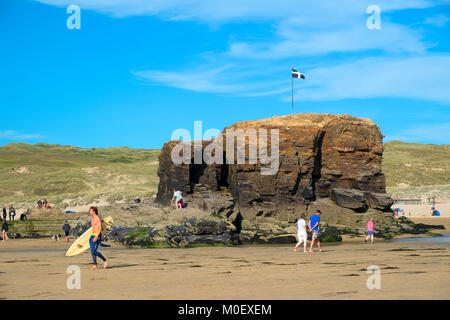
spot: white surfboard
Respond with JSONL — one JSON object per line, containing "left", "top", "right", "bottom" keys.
{"left": 65, "top": 216, "right": 114, "bottom": 257}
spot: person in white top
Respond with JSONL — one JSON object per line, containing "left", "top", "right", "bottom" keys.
{"left": 294, "top": 213, "right": 308, "bottom": 252}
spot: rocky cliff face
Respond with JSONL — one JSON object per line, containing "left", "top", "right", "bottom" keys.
{"left": 156, "top": 113, "right": 393, "bottom": 226}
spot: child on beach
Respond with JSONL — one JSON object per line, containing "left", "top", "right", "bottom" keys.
{"left": 365, "top": 218, "right": 374, "bottom": 243}
{"left": 2, "top": 220, "right": 8, "bottom": 241}
{"left": 171, "top": 189, "right": 183, "bottom": 209}
{"left": 294, "top": 213, "right": 308, "bottom": 252}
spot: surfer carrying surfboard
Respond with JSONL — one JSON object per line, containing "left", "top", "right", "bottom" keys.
{"left": 89, "top": 206, "right": 109, "bottom": 270}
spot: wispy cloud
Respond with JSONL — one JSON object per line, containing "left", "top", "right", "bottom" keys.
{"left": 132, "top": 65, "right": 240, "bottom": 93}
{"left": 35, "top": 0, "right": 436, "bottom": 22}
{"left": 228, "top": 21, "right": 429, "bottom": 59}
{"left": 0, "top": 130, "right": 43, "bottom": 140}
{"left": 386, "top": 122, "right": 450, "bottom": 144}
{"left": 286, "top": 55, "right": 450, "bottom": 103}
{"left": 423, "top": 14, "right": 449, "bottom": 26}
{"left": 133, "top": 64, "right": 290, "bottom": 95}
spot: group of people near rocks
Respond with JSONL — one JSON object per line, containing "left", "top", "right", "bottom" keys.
{"left": 293, "top": 210, "right": 375, "bottom": 253}
{"left": 170, "top": 189, "right": 377, "bottom": 251}
{"left": 2, "top": 205, "right": 28, "bottom": 223}
{"left": 170, "top": 188, "right": 377, "bottom": 250}
{"left": 1, "top": 205, "right": 29, "bottom": 241}
{"left": 2, "top": 205, "right": 16, "bottom": 221}
{"left": 37, "top": 199, "right": 50, "bottom": 209}
{"left": 293, "top": 210, "right": 324, "bottom": 253}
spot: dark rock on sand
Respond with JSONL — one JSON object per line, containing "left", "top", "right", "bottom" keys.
{"left": 107, "top": 215, "right": 238, "bottom": 248}
{"left": 70, "top": 221, "right": 91, "bottom": 237}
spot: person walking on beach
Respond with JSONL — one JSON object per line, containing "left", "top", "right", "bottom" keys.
{"left": 308, "top": 209, "right": 323, "bottom": 253}
{"left": 365, "top": 218, "right": 374, "bottom": 243}
{"left": 294, "top": 213, "right": 308, "bottom": 252}
{"left": 171, "top": 189, "right": 183, "bottom": 210}
{"left": 89, "top": 206, "right": 109, "bottom": 270}
{"left": 62, "top": 220, "right": 71, "bottom": 242}
{"left": 2, "top": 220, "right": 8, "bottom": 241}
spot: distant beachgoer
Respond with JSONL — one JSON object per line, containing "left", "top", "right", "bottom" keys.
{"left": 89, "top": 206, "right": 109, "bottom": 270}
{"left": 2, "top": 207, "right": 6, "bottom": 221}
{"left": 20, "top": 212, "right": 27, "bottom": 221}
{"left": 43, "top": 199, "right": 48, "bottom": 209}
{"left": 8, "top": 206, "right": 15, "bottom": 221}
{"left": 294, "top": 213, "right": 308, "bottom": 253}
{"left": 365, "top": 218, "right": 374, "bottom": 243}
{"left": 308, "top": 209, "right": 323, "bottom": 253}
{"left": 37, "top": 200, "right": 42, "bottom": 208}
{"left": 2, "top": 220, "right": 8, "bottom": 241}
{"left": 171, "top": 189, "right": 183, "bottom": 209}
{"left": 62, "top": 220, "right": 71, "bottom": 242}
{"left": 98, "top": 234, "right": 111, "bottom": 248}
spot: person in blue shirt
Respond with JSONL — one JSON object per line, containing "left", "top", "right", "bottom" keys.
{"left": 308, "top": 209, "right": 323, "bottom": 253}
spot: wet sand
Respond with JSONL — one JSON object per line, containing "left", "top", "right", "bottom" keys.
{"left": 1, "top": 222, "right": 449, "bottom": 300}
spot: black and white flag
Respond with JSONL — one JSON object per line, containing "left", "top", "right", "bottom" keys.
{"left": 292, "top": 68, "right": 305, "bottom": 79}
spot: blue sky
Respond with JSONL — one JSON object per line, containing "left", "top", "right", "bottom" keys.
{"left": 0, "top": 0, "right": 449, "bottom": 148}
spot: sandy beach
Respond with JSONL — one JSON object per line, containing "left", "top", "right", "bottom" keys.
{"left": 1, "top": 218, "right": 449, "bottom": 300}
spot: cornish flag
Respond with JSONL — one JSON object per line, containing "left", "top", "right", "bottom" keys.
{"left": 292, "top": 68, "right": 305, "bottom": 79}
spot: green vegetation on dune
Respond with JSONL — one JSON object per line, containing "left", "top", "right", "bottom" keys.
{"left": 383, "top": 141, "right": 450, "bottom": 199}
{"left": 0, "top": 143, "right": 160, "bottom": 210}
{"left": 383, "top": 141, "right": 450, "bottom": 187}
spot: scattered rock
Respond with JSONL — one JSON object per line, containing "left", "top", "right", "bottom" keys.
{"left": 330, "top": 188, "right": 367, "bottom": 211}
{"left": 107, "top": 215, "right": 238, "bottom": 248}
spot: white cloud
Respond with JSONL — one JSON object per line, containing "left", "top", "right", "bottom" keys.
{"left": 0, "top": 130, "right": 43, "bottom": 140}
{"left": 133, "top": 64, "right": 289, "bottom": 94}
{"left": 132, "top": 65, "right": 240, "bottom": 93}
{"left": 35, "top": 0, "right": 436, "bottom": 22}
{"left": 228, "top": 21, "right": 429, "bottom": 59}
{"left": 386, "top": 122, "right": 450, "bottom": 144}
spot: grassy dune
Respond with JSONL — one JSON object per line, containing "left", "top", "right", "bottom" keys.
{"left": 0, "top": 140, "right": 448, "bottom": 211}
{"left": 0, "top": 143, "right": 159, "bottom": 210}
{"left": 383, "top": 141, "right": 450, "bottom": 199}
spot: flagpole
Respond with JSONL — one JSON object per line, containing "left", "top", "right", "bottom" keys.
{"left": 291, "top": 67, "right": 294, "bottom": 114}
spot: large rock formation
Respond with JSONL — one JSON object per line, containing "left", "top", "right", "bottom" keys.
{"left": 157, "top": 113, "right": 393, "bottom": 225}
